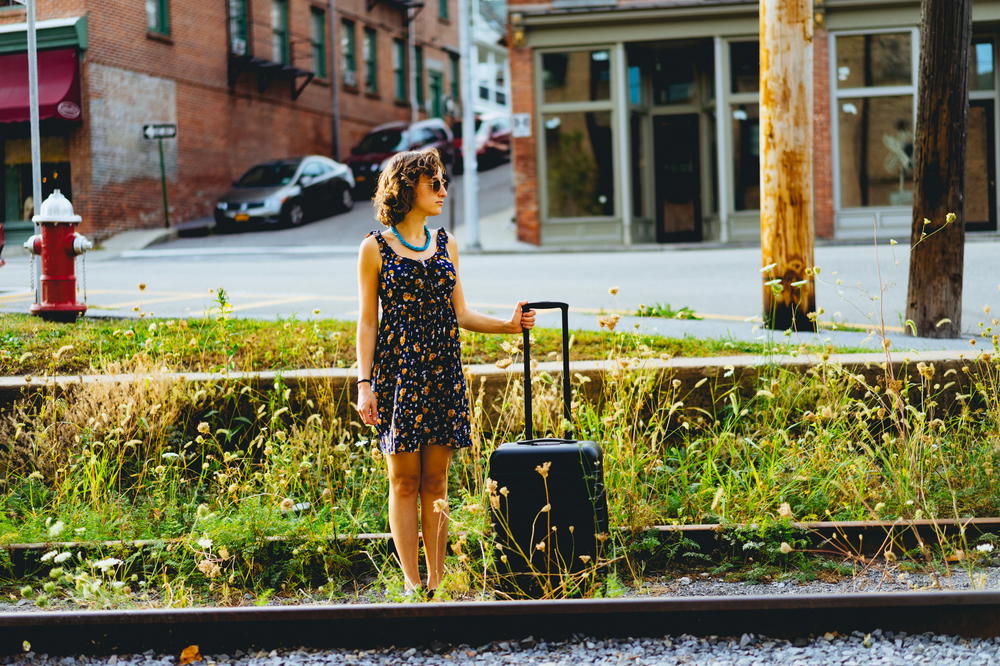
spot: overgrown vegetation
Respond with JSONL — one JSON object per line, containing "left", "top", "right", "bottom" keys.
{"left": 0, "top": 308, "right": 998, "bottom": 606}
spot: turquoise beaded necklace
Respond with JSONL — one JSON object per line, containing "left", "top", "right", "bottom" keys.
{"left": 391, "top": 224, "right": 431, "bottom": 252}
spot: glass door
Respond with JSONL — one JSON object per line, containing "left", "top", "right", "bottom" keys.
{"left": 653, "top": 114, "right": 701, "bottom": 242}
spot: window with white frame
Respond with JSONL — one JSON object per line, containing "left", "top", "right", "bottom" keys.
{"left": 728, "top": 40, "right": 759, "bottom": 211}
{"left": 538, "top": 48, "right": 615, "bottom": 219}
{"left": 833, "top": 30, "right": 916, "bottom": 209}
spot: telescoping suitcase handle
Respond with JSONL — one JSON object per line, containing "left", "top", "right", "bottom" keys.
{"left": 521, "top": 301, "right": 572, "bottom": 441}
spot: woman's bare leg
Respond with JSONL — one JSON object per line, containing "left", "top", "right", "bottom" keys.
{"left": 419, "top": 444, "right": 454, "bottom": 590}
{"left": 386, "top": 451, "right": 423, "bottom": 589}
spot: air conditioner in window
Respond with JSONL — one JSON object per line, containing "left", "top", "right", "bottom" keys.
{"left": 344, "top": 70, "right": 358, "bottom": 86}
{"left": 231, "top": 38, "right": 247, "bottom": 56}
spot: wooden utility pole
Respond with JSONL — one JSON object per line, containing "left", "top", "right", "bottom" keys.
{"left": 905, "top": 0, "right": 971, "bottom": 339}
{"left": 759, "top": 0, "right": 816, "bottom": 332}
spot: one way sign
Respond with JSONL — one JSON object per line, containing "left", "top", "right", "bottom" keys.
{"left": 143, "top": 123, "right": 177, "bottom": 139}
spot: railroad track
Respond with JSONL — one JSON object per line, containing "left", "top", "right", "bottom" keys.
{"left": 4, "top": 518, "right": 999, "bottom": 657}
{"left": 2, "top": 591, "right": 1000, "bottom": 656}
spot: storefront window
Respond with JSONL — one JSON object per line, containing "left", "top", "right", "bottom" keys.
{"left": 731, "top": 104, "right": 759, "bottom": 211}
{"left": 653, "top": 48, "right": 695, "bottom": 105}
{"left": 971, "top": 38, "right": 994, "bottom": 91}
{"left": 838, "top": 95, "right": 914, "bottom": 207}
{"left": 543, "top": 111, "right": 614, "bottom": 217}
{"left": 729, "top": 41, "right": 758, "bottom": 94}
{"left": 542, "top": 50, "right": 610, "bottom": 103}
{"left": 836, "top": 33, "right": 911, "bottom": 89}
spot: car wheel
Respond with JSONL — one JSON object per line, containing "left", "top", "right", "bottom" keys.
{"left": 282, "top": 201, "right": 305, "bottom": 227}
{"left": 338, "top": 186, "right": 354, "bottom": 213}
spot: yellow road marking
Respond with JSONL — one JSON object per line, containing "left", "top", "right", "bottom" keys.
{"left": 197, "top": 295, "right": 317, "bottom": 316}
{"left": 101, "top": 292, "right": 210, "bottom": 309}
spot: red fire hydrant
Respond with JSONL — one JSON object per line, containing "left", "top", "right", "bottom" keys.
{"left": 23, "top": 190, "right": 92, "bottom": 322}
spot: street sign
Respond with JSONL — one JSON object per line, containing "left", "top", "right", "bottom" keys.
{"left": 512, "top": 113, "right": 531, "bottom": 138}
{"left": 143, "top": 123, "right": 177, "bottom": 140}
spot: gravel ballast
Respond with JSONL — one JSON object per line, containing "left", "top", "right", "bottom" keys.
{"left": 3, "top": 630, "right": 1000, "bottom": 665}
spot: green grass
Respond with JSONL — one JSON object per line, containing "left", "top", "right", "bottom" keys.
{"left": 635, "top": 303, "right": 702, "bottom": 320}
{"left": 0, "top": 312, "right": 854, "bottom": 376}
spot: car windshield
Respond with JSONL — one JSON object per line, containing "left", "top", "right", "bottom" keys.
{"left": 353, "top": 130, "right": 407, "bottom": 154}
{"left": 452, "top": 119, "right": 484, "bottom": 136}
{"left": 235, "top": 162, "right": 299, "bottom": 187}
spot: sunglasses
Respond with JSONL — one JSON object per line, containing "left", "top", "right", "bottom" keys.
{"left": 429, "top": 176, "right": 449, "bottom": 193}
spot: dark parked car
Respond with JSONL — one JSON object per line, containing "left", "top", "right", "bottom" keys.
{"left": 214, "top": 156, "right": 354, "bottom": 231}
{"left": 453, "top": 113, "right": 512, "bottom": 173}
{"left": 346, "top": 118, "right": 454, "bottom": 196}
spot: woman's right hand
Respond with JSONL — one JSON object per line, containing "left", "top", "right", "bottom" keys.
{"left": 357, "top": 385, "right": 378, "bottom": 426}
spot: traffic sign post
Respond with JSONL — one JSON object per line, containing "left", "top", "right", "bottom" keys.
{"left": 143, "top": 124, "right": 177, "bottom": 229}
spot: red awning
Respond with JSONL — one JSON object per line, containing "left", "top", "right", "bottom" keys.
{"left": 0, "top": 48, "right": 82, "bottom": 124}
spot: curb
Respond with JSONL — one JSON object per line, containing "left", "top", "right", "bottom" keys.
{"left": 2, "top": 350, "right": 993, "bottom": 418}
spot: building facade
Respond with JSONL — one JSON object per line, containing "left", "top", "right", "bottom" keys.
{"left": 508, "top": 0, "right": 1000, "bottom": 246}
{"left": 0, "top": 0, "right": 459, "bottom": 242}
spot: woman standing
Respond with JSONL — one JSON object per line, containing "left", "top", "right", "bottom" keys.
{"left": 356, "top": 149, "right": 535, "bottom": 595}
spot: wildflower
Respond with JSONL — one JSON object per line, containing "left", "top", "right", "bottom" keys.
{"left": 48, "top": 521, "right": 65, "bottom": 538}
{"left": 579, "top": 555, "right": 592, "bottom": 564}
{"left": 432, "top": 498, "right": 449, "bottom": 513}
{"left": 500, "top": 555, "right": 508, "bottom": 564}
{"left": 197, "top": 559, "right": 221, "bottom": 578}
{"left": 499, "top": 487, "right": 509, "bottom": 497}
{"left": 53, "top": 345, "right": 74, "bottom": 360}
{"left": 218, "top": 546, "right": 230, "bottom": 560}
{"left": 40, "top": 550, "right": 58, "bottom": 563}
{"left": 93, "top": 557, "right": 122, "bottom": 571}
{"left": 197, "top": 422, "right": 211, "bottom": 435}
{"left": 197, "top": 536, "right": 213, "bottom": 549}
{"left": 946, "top": 212, "right": 957, "bottom": 224}
{"left": 534, "top": 461, "right": 551, "bottom": 479}
{"left": 608, "top": 286, "right": 619, "bottom": 295}
{"left": 778, "top": 502, "right": 793, "bottom": 519}
{"left": 495, "top": 358, "right": 513, "bottom": 369}
{"left": 195, "top": 503, "right": 211, "bottom": 519}
{"left": 889, "top": 239, "right": 898, "bottom": 246}
{"left": 535, "top": 542, "right": 546, "bottom": 551}
{"left": 977, "top": 543, "right": 995, "bottom": 554}
{"left": 760, "top": 262, "right": 778, "bottom": 273}
{"left": 540, "top": 503, "right": 551, "bottom": 513}
{"left": 312, "top": 308, "right": 321, "bottom": 315}
{"left": 489, "top": 494, "right": 501, "bottom": 510}
{"left": 883, "top": 550, "right": 897, "bottom": 562}
{"left": 279, "top": 498, "right": 295, "bottom": 512}
{"left": 779, "top": 542, "right": 793, "bottom": 554}
{"left": 138, "top": 283, "right": 147, "bottom": 291}
{"left": 53, "top": 552, "right": 72, "bottom": 564}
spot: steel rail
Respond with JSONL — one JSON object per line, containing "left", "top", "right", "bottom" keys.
{"left": 3, "top": 592, "right": 1000, "bottom": 656}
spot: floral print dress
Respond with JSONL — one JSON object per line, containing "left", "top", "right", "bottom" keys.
{"left": 369, "top": 227, "right": 472, "bottom": 455}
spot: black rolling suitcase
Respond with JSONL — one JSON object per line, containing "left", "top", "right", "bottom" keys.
{"left": 488, "top": 301, "right": 609, "bottom": 597}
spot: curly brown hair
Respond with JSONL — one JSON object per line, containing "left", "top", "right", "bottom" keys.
{"left": 372, "top": 149, "right": 445, "bottom": 227}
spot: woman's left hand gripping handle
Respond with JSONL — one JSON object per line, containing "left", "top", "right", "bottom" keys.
{"left": 357, "top": 385, "right": 378, "bottom": 426}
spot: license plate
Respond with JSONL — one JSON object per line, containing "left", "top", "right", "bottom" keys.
{"left": 234, "top": 213, "right": 250, "bottom": 222}
{"left": 356, "top": 175, "right": 366, "bottom": 182}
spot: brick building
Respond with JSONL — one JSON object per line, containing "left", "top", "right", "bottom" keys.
{"left": 507, "top": 0, "right": 1000, "bottom": 246}
{"left": 0, "top": 0, "right": 459, "bottom": 242}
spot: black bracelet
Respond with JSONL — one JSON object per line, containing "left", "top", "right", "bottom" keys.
{"left": 356, "top": 378, "right": 371, "bottom": 386}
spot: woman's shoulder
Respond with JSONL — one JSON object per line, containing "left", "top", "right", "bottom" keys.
{"left": 360, "top": 232, "right": 382, "bottom": 256}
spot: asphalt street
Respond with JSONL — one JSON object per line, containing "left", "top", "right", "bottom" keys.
{"left": 2, "top": 163, "right": 998, "bottom": 353}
